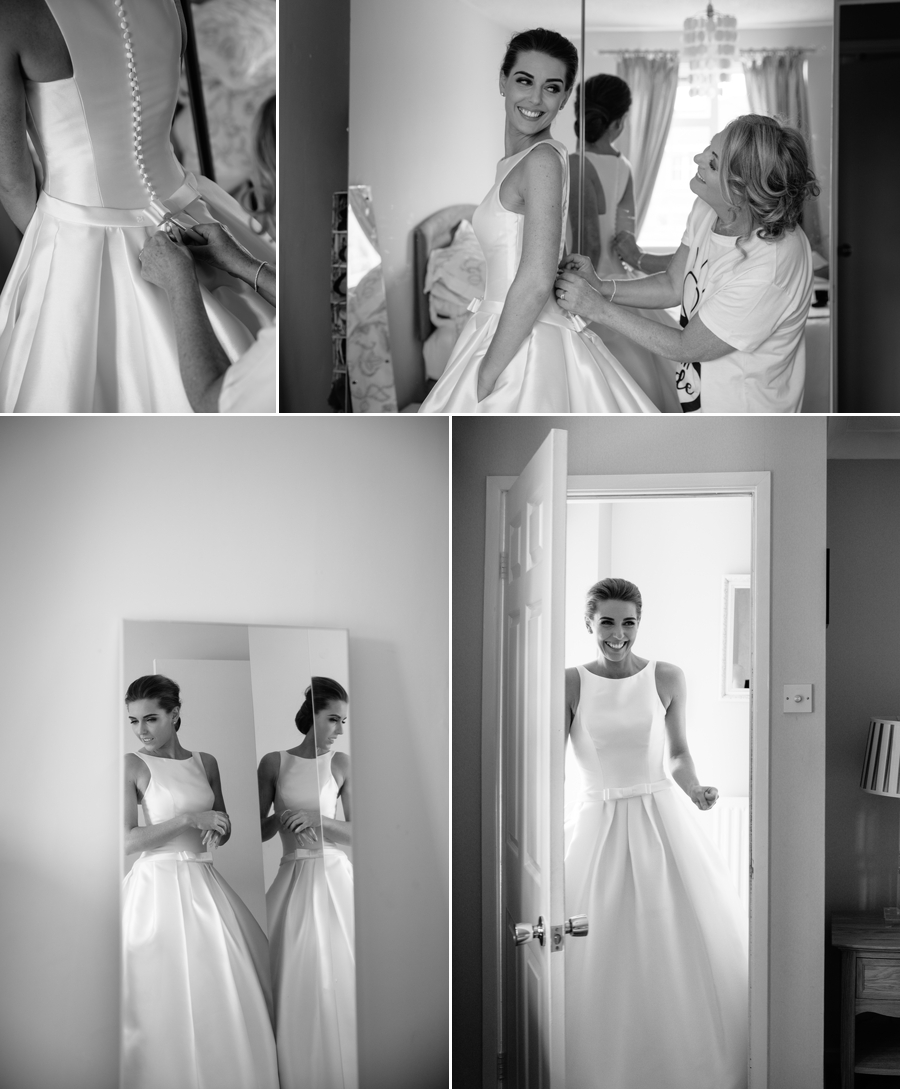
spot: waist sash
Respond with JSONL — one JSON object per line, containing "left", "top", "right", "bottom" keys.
{"left": 593, "top": 777, "right": 674, "bottom": 802}
{"left": 38, "top": 173, "right": 206, "bottom": 229}
{"left": 280, "top": 846, "right": 344, "bottom": 863}
{"left": 468, "top": 295, "right": 588, "bottom": 333}
{"left": 134, "top": 849, "right": 213, "bottom": 864}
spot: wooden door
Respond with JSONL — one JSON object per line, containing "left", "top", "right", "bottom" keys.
{"left": 502, "top": 429, "right": 569, "bottom": 1088}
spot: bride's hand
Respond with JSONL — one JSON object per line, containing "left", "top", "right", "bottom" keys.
{"left": 190, "top": 810, "right": 230, "bottom": 837}
{"left": 691, "top": 785, "right": 718, "bottom": 811}
{"left": 555, "top": 269, "right": 606, "bottom": 322}
{"left": 280, "top": 808, "right": 319, "bottom": 841}
{"left": 560, "top": 253, "right": 602, "bottom": 293}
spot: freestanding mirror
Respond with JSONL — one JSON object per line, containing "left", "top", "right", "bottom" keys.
{"left": 120, "top": 621, "right": 356, "bottom": 1089}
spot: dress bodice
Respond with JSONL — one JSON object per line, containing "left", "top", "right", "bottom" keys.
{"left": 584, "top": 151, "right": 633, "bottom": 279}
{"left": 27, "top": 0, "right": 187, "bottom": 209}
{"left": 136, "top": 750, "right": 214, "bottom": 855}
{"left": 569, "top": 662, "right": 668, "bottom": 796}
{"left": 473, "top": 139, "right": 572, "bottom": 322}
{"left": 274, "top": 750, "right": 339, "bottom": 853}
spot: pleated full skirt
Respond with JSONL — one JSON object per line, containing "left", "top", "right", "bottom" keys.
{"left": 564, "top": 787, "right": 749, "bottom": 1089}
{"left": 418, "top": 309, "right": 660, "bottom": 414}
{"left": 267, "top": 852, "right": 358, "bottom": 1089}
{"left": 122, "top": 856, "right": 279, "bottom": 1089}
{"left": 0, "top": 177, "right": 274, "bottom": 413}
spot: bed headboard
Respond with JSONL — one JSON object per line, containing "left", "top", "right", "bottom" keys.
{"left": 412, "top": 203, "right": 477, "bottom": 344}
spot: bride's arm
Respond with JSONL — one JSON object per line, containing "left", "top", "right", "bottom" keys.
{"left": 123, "top": 754, "right": 228, "bottom": 855}
{"left": 564, "top": 666, "right": 580, "bottom": 742}
{"left": 320, "top": 752, "right": 352, "bottom": 847}
{"left": 658, "top": 662, "right": 718, "bottom": 810}
{"left": 477, "top": 144, "right": 566, "bottom": 401}
{"left": 0, "top": 24, "right": 39, "bottom": 233}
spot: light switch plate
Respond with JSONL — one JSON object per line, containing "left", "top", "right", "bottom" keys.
{"left": 783, "top": 684, "right": 813, "bottom": 713}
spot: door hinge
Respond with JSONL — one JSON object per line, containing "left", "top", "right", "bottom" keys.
{"left": 497, "top": 1052, "right": 506, "bottom": 1080}
{"left": 499, "top": 551, "right": 508, "bottom": 579}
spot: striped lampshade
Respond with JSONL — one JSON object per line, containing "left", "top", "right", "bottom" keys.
{"left": 861, "top": 719, "right": 900, "bottom": 797}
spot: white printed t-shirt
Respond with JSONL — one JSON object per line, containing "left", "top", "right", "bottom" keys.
{"left": 219, "top": 325, "right": 276, "bottom": 413}
{"left": 679, "top": 198, "right": 813, "bottom": 413}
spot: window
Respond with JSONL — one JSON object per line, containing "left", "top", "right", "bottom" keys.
{"left": 638, "top": 65, "right": 750, "bottom": 252}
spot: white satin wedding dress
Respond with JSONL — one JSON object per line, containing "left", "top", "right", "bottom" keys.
{"left": 0, "top": 0, "right": 274, "bottom": 412}
{"left": 565, "top": 663, "right": 748, "bottom": 1089}
{"left": 418, "top": 139, "right": 658, "bottom": 414}
{"left": 267, "top": 750, "right": 358, "bottom": 1089}
{"left": 122, "top": 750, "right": 279, "bottom": 1089}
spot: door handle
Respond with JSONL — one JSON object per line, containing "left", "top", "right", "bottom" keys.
{"left": 514, "top": 914, "right": 589, "bottom": 947}
{"left": 514, "top": 915, "right": 545, "bottom": 946}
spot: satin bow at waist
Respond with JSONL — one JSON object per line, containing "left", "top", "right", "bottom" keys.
{"left": 280, "top": 846, "right": 344, "bottom": 863}
{"left": 583, "top": 777, "right": 674, "bottom": 802}
{"left": 134, "top": 849, "right": 213, "bottom": 864}
{"left": 37, "top": 173, "right": 206, "bottom": 229}
{"left": 467, "top": 295, "right": 588, "bottom": 333}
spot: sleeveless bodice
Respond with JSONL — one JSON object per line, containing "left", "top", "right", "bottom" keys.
{"left": 584, "top": 151, "right": 633, "bottom": 279}
{"left": 569, "top": 662, "right": 668, "bottom": 796}
{"left": 137, "top": 750, "right": 214, "bottom": 855}
{"left": 473, "top": 138, "right": 573, "bottom": 323}
{"left": 274, "top": 750, "right": 339, "bottom": 853}
{"left": 26, "top": 0, "right": 186, "bottom": 209}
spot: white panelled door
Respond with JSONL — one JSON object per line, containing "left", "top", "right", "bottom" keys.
{"left": 502, "top": 429, "right": 569, "bottom": 1088}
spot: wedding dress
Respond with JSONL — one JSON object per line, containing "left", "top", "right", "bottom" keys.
{"left": 565, "top": 662, "right": 748, "bottom": 1089}
{"left": 583, "top": 151, "right": 682, "bottom": 412}
{"left": 418, "top": 139, "right": 658, "bottom": 413}
{"left": 0, "top": 0, "right": 274, "bottom": 413}
{"left": 122, "top": 750, "right": 279, "bottom": 1089}
{"left": 267, "top": 750, "right": 358, "bottom": 1089}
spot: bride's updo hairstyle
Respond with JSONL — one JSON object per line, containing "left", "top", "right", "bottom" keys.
{"left": 719, "top": 114, "right": 820, "bottom": 243}
{"left": 500, "top": 28, "right": 579, "bottom": 92}
{"left": 295, "top": 677, "right": 349, "bottom": 735}
{"left": 584, "top": 577, "right": 643, "bottom": 624}
{"left": 125, "top": 674, "right": 182, "bottom": 730}
{"left": 574, "top": 74, "right": 632, "bottom": 143}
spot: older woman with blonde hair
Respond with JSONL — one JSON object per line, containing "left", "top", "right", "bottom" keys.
{"left": 555, "top": 114, "right": 819, "bottom": 413}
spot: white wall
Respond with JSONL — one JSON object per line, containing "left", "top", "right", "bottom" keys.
{"left": 0, "top": 417, "right": 448, "bottom": 1089}
{"left": 349, "top": 0, "right": 513, "bottom": 407}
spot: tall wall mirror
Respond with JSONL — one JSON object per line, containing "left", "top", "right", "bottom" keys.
{"left": 121, "top": 621, "right": 356, "bottom": 1089}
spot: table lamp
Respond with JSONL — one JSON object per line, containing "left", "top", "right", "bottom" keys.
{"left": 861, "top": 718, "right": 900, "bottom": 921}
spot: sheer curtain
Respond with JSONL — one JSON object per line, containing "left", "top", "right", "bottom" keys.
{"left": 616, "top": 51, "right": 679, "bottom": 235}
{"left": 741, "top": 49, "right": 825, "bottom": 257}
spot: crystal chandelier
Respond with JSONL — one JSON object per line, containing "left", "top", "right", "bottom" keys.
{"left": 682, "top": 4, "right": 738, "bottom": 97}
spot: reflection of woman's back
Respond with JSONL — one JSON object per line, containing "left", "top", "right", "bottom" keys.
{"left": 565, "top": 660, "right": 748, "bottom": 1087}
{"left": 267, "top": 749, "right": 358, "bottom": 1089}
{"left": 0, "top": 0, "right": 273, "bottom": 412}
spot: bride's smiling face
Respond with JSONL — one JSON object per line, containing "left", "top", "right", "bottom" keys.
{"left": 586, "top": 599, "right": 641, "bottom": 662}
{"left": 500, "top": 50, "right": 571, "bottom": 136}
{"left": 128, "top": 698, "right": 179, "bottom": 752}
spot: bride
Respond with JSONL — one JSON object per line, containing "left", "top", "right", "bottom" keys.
{"left": 0, "top": 0, "right": 274, "bottom": 413}
{"left": 418, "top": 28, "right": 658, "bottom": 414}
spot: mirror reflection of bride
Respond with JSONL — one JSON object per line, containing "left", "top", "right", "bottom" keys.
{"left": 122, "top": 674, "right": 279, "bottom": 1089}
{"left": 258, "top": 678, "right": 357, "bottom": 1089}
{"left": 0, "top": 0, "right": 274, "bottom": 413}
{"left": 564, "top": 579, "right": 748, "bottom": 1089}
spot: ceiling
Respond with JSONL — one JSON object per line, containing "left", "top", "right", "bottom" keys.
{"left": 460, "top": 0, "right": 832, "bottom": 32}
{"left": 828, "top": 419, "right": 900, "bottom": 459}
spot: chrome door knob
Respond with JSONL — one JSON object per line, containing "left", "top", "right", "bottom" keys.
{"left": 514, "top": 915, "right": 545, "bottom": 946}
{"left": 565, "top": 914, "right": 588, "bottom": 937}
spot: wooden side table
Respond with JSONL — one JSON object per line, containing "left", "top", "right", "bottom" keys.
{"left": 832, "top": 913, "right": 900, "bottom": 1087}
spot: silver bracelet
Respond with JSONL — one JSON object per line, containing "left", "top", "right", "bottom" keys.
{"left": 603, "top": 278, "right": 617, "bottom": 303}
{"left": 636, "top": 252, "right": 645, "bottom": 272}
{"left": 253, "top": 260, "right": 267, "bottom": 293}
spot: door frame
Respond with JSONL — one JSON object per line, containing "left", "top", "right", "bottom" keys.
{"left": 481, "top": 471, "right": 772, "bottom": 1088}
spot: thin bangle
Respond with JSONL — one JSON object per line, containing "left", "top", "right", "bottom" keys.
{"left": 636, "top": 252, "right": 645, "bottom": 272}
{"left": 604, "top": 278, "right": 617, "bottom": 303}
{"left": 253, "top": 260, "right": 267, "bottom": 293}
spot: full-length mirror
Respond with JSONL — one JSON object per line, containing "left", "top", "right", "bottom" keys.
{"left": 121, "top": 621, "right": 356, "bottom": 1089}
